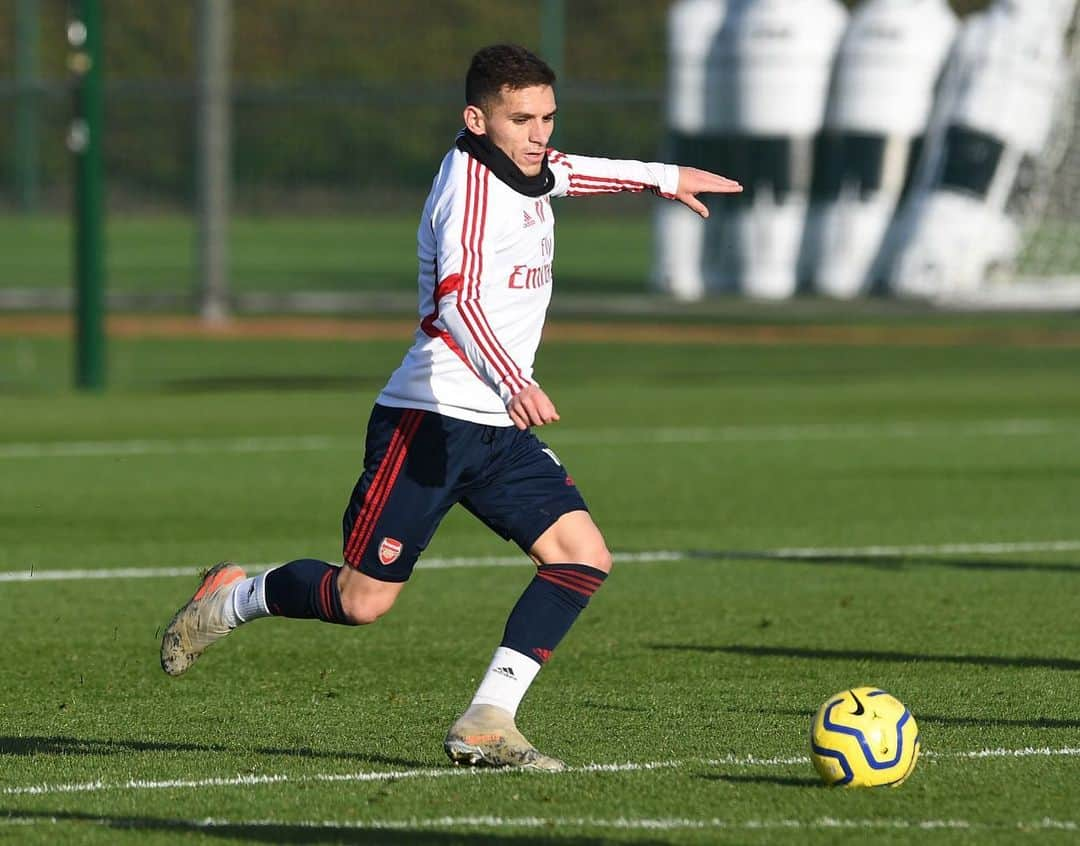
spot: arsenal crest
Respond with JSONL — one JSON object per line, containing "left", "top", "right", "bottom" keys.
{"left": 378, "top": 537, "right": 403, "bottom": 566}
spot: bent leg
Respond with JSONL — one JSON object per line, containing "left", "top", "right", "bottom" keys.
{"left": 466, "top": 512, "right": 612, "bottom": 720}
{"left": 449, "top": 434, "right": 609, "bottom": 769}
{"left": 498, "top": 510, "right": 612, "bottom": 666}
{"left": 527, "top": 509, "right": 613, "bottom": 572}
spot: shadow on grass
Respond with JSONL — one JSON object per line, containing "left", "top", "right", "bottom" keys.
{"left": 696, "top": 773, "right": 820, "bottom": 788}
{"left": 164, "top": 374, "right": 384, "bottom": 393}
{"left": 683, "top": 548, "right": 1080, "bottom": 575}
{"left": 0, "top": 809, "right": 628, "bottom": 845}
{"left": 766, "top": 708, "right": 1080, "bottom": 730}
{"left": 578, "top": 699, "right": 647, "bottom": 713}
{"left": 650, "top": 644, "right": 1080, "bottom": 672}
{"left": 0, "top": 736, "right": 429, "bottom": 768}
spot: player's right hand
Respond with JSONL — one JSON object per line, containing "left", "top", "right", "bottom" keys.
{"left": 674, "top": 166, "right": 743, "bottom": 218}
{"left": 507, "top": 384, "right": 560, "bottom": 431}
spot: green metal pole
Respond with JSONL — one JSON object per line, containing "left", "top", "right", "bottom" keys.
{"left": 70, "top": 0, "right": 106, "bottom": 391}
{"left": 14, "top": 0, "right": 41, "bottom": 212}
{"left": 540, "top": 0, "right": 565, "bottom": 147}
{"left": 540, "top": 0, "right": 565, "bottom": 80}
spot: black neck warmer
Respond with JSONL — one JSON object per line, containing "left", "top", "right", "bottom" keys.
{"left": 455, "top": 129, "right": 555, "bottom": 198}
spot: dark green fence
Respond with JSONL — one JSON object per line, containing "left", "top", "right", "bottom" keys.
{"left": 0, "top": 0, "right": 997, "bottom": 213}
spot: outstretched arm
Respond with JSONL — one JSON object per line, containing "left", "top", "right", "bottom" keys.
{"left": 547, "top": 151, "right": 741, "bottom": 216}
{"left": 673, "top": 167, "right": 743, "bottom": 218}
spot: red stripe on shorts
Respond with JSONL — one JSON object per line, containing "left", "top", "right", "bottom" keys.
{"left": 343, "top": 409, "right": 424, "bottom": 566}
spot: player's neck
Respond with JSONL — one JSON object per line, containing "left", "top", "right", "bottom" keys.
{"left": 456, "top": 129, "right": 554, "bottom": 198}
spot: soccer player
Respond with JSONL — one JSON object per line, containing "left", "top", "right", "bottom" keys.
{"left": 161, "top": 44, "right": 741, "bottom": 771}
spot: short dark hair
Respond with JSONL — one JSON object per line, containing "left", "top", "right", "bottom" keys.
{"left": 465, "top": 44, "right": 556, "bottom": 113}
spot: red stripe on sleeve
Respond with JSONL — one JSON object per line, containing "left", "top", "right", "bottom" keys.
{"left": 455, "top": 161, "right": 529, "bottom": 394}
{"left": 568, "top": 174, "right": 649, "bottom": 196}
{"left": 420, "top": 273, "right": 481, "bottom": 375}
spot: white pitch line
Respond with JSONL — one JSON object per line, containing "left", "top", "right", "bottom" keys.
{"left": 2, "top": 541, "right": 1078, "bottom": 584}
{"left": 3, "top": 747, "right": 1077, "bottom": 799}
{"left": 0, "top": 552, "right": 671, "bottom": 584}
{"left": 0, "top": 566, "right": 205, "bottom": 584}
{"left": 0, "top": 435, "right": 340, "bottom": 460}
{"left": 766, "top": 540, "right": 1080, "bottom": 558}
{"left": 555, "top": 418, "right": 1078, "bottom": 446}
{"left": 948, "top": 746, "right": 1080, "bottom": 760}
{"left": 2, "top": 814, "right": 1077, "bottom": 833}
{"left": 1, "top": 418, "right": 1076, "bottom": 461}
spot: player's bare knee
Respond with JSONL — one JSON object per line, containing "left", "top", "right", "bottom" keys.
{"left": 336, "top": 571, "right": 401, "bottom": 626}
{"left": 534, "top": 540, "right": 613, "bottom": 572}
{"left": 555, "top": 537, "right": 612, "bottom": 573}
{"left": 339, "top": 591, "right": 395, "bottom": 626}
{"left": 569, "top": 527, "right": 612, "bottom": 572}
{"left": 587, "top": 541, "right": 613, "bottom": 574}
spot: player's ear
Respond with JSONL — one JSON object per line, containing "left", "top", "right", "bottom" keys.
{"left": 463, "top": 104, "right": 486, "bottom": 135}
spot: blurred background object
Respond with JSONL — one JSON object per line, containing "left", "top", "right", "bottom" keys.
{"left": 703, "top": 0, "right": 848, "bottom": 301}
{"left": 656, "top": 0, "right": 1080, "bottom": 304}
{"left": 803, "top": 0, "right": 958, "bottom": 300}
{"left": 882, "top": 0, "right": 1079, "bottom": 304}
{"left": 0, "top": 0, "right": 1078, "bottom": 324}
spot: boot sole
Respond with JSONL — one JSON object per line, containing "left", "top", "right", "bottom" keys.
{"left": 444, "top": 738, "right": 565, "bottom": 771}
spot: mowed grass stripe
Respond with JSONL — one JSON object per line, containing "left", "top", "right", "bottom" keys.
{"left": 1, "top": 417, "right": 1078, "bottom": 460}
{"left": 5, "top": 747, "right": 1078, "bottom": 798}
{"left": 3, "top": 541, "right": 1079, "bottom": 583}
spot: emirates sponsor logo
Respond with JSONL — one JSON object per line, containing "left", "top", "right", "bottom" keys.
{"left": 378, "top": 537, "right": 403, "bottom": 566}
{"left": 507, "top": 262, "right": 553, "bottom": 290}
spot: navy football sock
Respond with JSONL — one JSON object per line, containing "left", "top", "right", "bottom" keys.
{"left": 264, "top": 558, "right": 354, "bottom": 626}
{"left": 501, "top": 563, "right": 608, "bottom": 665}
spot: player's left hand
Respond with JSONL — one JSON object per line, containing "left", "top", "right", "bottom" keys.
{"left": 674, "top": 166, "right": 743, "bottom": 218}
{"left": 507, "top": 384, "right": 560, "bottom": 431}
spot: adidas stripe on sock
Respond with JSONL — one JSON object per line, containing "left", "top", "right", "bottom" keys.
{"left": 469, "top": 646, "right": 542, "bottom": 718}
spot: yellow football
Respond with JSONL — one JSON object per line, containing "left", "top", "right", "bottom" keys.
{"left": 810, "top": 686, "right": 920, "bottom": 787}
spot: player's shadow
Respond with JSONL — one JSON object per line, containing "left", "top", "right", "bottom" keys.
{"left": 0, "top": 809, "right": 631, "bottom": 845}
{"left": 0, "top": 735, "right": 429, "bottom": 769}
{"left": 683, "top": 548, "right": 1080, "bottom": 575}
{"left": 650, "top": 643, "right": 1080, "bottom": 672}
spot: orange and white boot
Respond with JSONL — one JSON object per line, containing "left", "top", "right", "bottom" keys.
{"left": 160, "top": 561, "right": 246, "bottom": 676}
{"left": 444, "top": 704, "right": 565, "bottom": 771}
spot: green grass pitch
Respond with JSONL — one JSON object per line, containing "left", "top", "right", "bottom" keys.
{"left": 0, "top": 211, "right": 652, "bottom": 296}
{"left": 1, "top": 212, "right": 1077, "bottom": 295}
{"left": 1, "top": 325, "right": 1079, "bottom": 843}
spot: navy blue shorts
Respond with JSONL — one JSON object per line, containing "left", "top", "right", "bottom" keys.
{"left": 341, "top": 404, "right": 588, "bottom": 582}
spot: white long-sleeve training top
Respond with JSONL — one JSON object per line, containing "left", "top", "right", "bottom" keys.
{"left": 376, "top": 142, "right": 680, "bottom": 426}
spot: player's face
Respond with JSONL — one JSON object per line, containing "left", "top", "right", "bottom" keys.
{"left": 468, "top": 85, "right": 557, "bottom": 176}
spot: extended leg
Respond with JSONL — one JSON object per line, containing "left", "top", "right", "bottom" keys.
{"left": 160, "top": 559, "right": 403, "bottom": 676}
